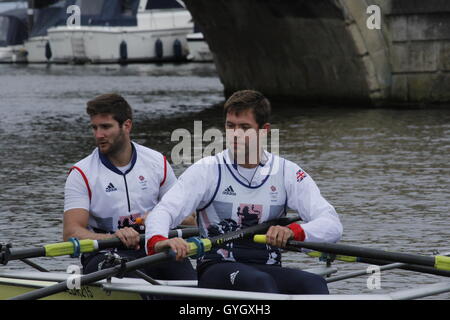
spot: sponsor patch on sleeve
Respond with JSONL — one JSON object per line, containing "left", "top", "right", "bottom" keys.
{"left": 296, "top": 169, "right": 307, "bottom": 182}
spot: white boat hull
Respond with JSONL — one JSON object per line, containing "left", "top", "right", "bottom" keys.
{"left": 48, "top": 26, "right": 192, "bottom": 64}
{"left": 187, "top": 32, "right": 213, "bottom": 62}
{"left": 1, "top": 263, "right": 449, "bottom": 300}
{"left": 24, "top": 36, "right": 52, "bottom": 63}
{"left": 46, "top": 9, "right": 194, "bottom": 64}
{"left": 0, "top": 45, "right": 27, "bottom": 63}
{"left": 0, "top": 266, "right": 339, "bottom": 300}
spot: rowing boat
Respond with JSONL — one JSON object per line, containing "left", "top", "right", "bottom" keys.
{"left": 0, "top": 266, "right": 338, "bottom": 300}
{"left": 1, "top": 218, "right": 450, "bottom": 300}
{"left": 2, "top": 264, "right": 450, "bottom": 300}
{"left": 2, "top": 253, "right": 450, "bottom": 300}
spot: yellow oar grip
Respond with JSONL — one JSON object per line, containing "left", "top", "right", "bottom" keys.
{"left": 253, "top": 235, "right": 267, "bottom": 244}
{"left": 307, "top": 251, "right": 322, "bottom": 258}
{"left": 44, "top": 240, "right": 96, "bottom": 257}
{"left": 435, "top": 255, "right": 450, "bottom": 271}
{"left": 307, "top": 251, "right": 357, "bottom": 262}
{"left": 335, "top": 255, "right": 358, "bottom": 263}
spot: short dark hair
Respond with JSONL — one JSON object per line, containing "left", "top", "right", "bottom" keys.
{"left": 223, "top": 90, "right": 271, "bottom": 128}
{"left": 86, "top": 93, "right": 132, "bottom": 126}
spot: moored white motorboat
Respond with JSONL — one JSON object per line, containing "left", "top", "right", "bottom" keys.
{"left": 47, "top": 0, "right": 139, "bottom": 64}
{"left": 47, "top": 0, "right": 193, "bottom": 64}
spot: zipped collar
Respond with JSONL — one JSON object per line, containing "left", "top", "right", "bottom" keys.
{"left": 226, "top": 148, "right": 271, "bottom": 170}
{"left": 98, "top": 142, "right": 137, "bottom": 175}
{"left": 223, "top": 149, "right": 274, "bottom": 188}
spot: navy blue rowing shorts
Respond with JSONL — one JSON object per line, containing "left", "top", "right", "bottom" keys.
{"left": 198, "top": 262, "right": 329, "bottom": 294}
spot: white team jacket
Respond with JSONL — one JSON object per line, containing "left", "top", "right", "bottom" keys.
{"left": 64, "top": 142, "right": 176, "bottom": 233}
{"left": 145, "top": 149, "right": 343, "bottom": 255}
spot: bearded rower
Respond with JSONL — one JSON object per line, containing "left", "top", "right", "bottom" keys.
{"left": 63, "top": 93, "right": 197, "bottom": 281}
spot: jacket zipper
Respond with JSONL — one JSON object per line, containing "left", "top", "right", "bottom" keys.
{"left": 123, "top": 175, "right": 131, "bottom": 212}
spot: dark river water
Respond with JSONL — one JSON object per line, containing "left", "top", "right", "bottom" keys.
{"left": 0, "top": 63, "right": 449, "bottom": 299}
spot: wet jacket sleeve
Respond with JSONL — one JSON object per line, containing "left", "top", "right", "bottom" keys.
{"left": 145, "top": 157, "right": 218, "bottom": 253}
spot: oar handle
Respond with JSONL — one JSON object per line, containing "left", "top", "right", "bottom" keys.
{"left": 1, "top": 227, "right": 200, "bottom": 265}
{"left": 209, "top": 216, "right": 299, "bottom": 245}
{"left": 435, "top": 256, "right": 450, "bottom": 271}
{"left": 253, "top": 235, "right": 267, "bottom": 244}
{"left": 98, "top": 228, "right": 199, "bottom": 251}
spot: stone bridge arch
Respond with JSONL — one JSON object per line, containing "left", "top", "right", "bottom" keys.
{"left": 184, "top": 0, "right": 392, "bottom": 105}
{"left": 185, "top": 0, "right": 450, "bottom": 106}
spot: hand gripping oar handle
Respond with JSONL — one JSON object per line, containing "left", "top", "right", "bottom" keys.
{"left": 186, "top": 216, "right": 299, "bottom": 258}
{"left": 207, "top": 216, "right": 299, "bottom": 245}
{"left": 253, "top": 236, "right": 450, "bottom": 272}
{"left": 9, "top": 216, "right": 299, "bottom": 300}
{"left": 0, "top": 227, "right": 199, "bottom": 265}
{"left": 95, "top": 228, "right": 200, "bottom": 251}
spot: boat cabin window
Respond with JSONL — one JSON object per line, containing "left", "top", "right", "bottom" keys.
{"left": 0, "top": 16, "right": 9, "bottom": 46}
{"left": 145, "top": 0, "right": 184, "bottom": 10}
{"left": 121, "top": 0, "right": 134, "bottom": 16}
{"left": 75, "top": 0, "right": 104, "bottom": 16}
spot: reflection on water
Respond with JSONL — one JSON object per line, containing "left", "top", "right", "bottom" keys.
{"left": 0, "top": 63, "right": 449, "bottom": 299}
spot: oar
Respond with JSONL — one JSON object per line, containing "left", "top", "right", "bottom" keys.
{"left": 349, "top": 256, "right": 450, "bottom": 278}
{"left": 10, "top": 216, "right": 299, "bottom": 300}
{"left": 253, "top": 236, "right": 450, "bottom": 272}
{"left": 19, "top": 258, "right": 50, "bottom": 272}
{"left": 303, "top": 250, "right": 450, "bottom": 278}
{"left": 0, "top": 227, "right": 199, "bottom": 265}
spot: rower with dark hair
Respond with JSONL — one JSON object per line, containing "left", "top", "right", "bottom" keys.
{"left": 145, "top": 90, "right": 343, "bottom": 294}
{"left": 63, "top": 93, "right": 197, "bottom": 281}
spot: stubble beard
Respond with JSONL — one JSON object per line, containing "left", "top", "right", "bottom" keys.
{"left": 98, "top": 129, "right": 127, "bottom": 158}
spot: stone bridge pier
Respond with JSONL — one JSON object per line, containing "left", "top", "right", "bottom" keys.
{"left": 184, "top": 0, "right": 450, "bottom": 106}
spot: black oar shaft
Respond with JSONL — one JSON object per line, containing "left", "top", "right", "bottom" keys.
{"left": 20, "top": 259, "right": 49, "bottom": 272}
{"left": 288, "top": 241, "right": 436, "bottom": 269}
{"left": 131, "top": 270, "right": 162, "bottom": 285}
{"left": 4, "top": 248, "right": 46, "bottom": 262}
{"left": 286, "top": 242, "right": 450, "bottom": 278}
{"left": 209, "top": 217, "right": 298, "bottom": 245}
